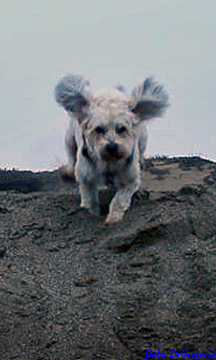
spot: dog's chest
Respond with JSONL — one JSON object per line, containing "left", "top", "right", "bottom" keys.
{"left": 98, "top": 168, "right": 128, "bottom": 190}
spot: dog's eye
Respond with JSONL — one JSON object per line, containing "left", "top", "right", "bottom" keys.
{"left": 116, "top": 126, "right": 127, "bottom": 135}
{"left": 95, "top": 126, "right": 105, "bottom": 135}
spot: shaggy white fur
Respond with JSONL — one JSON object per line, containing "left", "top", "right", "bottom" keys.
{"left": 55, "top": 74, "right": 169, "bottom": 223}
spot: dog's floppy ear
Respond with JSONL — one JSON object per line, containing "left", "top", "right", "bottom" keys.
{"left": 54, "top": 74, "right": 90, "bottom": 120}
{"left": 130, "top": 77, "right": 169, "bottom": 120}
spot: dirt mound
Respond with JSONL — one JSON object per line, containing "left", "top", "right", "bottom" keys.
{"left": 0, "top": 156, "right": 216, "bottom": 359}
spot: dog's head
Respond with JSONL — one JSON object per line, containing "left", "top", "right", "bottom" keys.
{"left": 55, "top": 74, "right": 169, "bottom": 166}
{"left": 81, "top": 99, "right": 136, "bottom": 166}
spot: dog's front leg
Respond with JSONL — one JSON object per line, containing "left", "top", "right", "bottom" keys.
{"left": 79, "top": 181, "right": 100, "bottom": 217}
{"left": 106, "top": 180, "right": 140, "bottom": 223}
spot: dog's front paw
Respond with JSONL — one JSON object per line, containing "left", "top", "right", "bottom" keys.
{"left": 80, "top": 204, "right": 100, "bottom": 218}
{"left": 105, "top": 210, "right": 125, "bottom": 224}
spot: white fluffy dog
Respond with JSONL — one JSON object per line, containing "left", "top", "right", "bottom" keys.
{"left": 55, "top": 74, "right": 169, "bottom": 223}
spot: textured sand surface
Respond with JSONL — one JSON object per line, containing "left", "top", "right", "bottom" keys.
{"left": 0, "top": 156, "right": 216, "bottom": 359}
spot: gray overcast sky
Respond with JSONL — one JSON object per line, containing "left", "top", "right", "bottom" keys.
{"left": 1, "top": 0, "right": 216, "bottom": 170}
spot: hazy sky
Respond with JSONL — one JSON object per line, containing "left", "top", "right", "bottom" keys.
{"left": 1, "top": 0, "right": 216, "bottom": 170}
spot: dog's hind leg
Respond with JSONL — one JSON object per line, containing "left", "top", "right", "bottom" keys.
{"left": 60, "top": 131, "right": 77, "bottom": 182}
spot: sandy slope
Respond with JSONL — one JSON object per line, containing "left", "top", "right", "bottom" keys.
{"left": 0, "top": 157, "right": 216, "bottom": 360}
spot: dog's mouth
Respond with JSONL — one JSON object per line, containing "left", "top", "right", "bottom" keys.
{"left": 102, "top": 152, "right": 123, "bottom": 162}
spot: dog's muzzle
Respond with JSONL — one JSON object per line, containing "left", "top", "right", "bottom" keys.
{"left": 101, "top": 143, "right": 123, "bottom": 161}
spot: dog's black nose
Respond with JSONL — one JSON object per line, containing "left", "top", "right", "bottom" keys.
{"left": 105, "top": 143, "right": 118, "bottom": 153}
